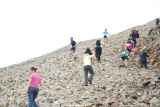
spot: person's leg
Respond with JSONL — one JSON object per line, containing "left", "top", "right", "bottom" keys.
{"left": 120, "top": 57, "right": 125, "bottom": 67}
{"left": 139, "top": 60, "right": 143, "bottom": 68}
{"left": 143, "top": 60, "right": 148, "bottom": 69}
{"left": 98, "top": 55, "right": 101, "bottom": 62}
{"left": 88, "top": 66, "right": 94, "bottom": 84}
{"left": 72, "top": 47, "right": 76, "bottom": 53}
{"left": 28, "top": 87, "right": 34, "bottom": 107}
{"left": 134, "top": 39, "right": 137, "bottom": 47}
{"left": 96, "top": 55, "right": 100, "bottom": 62}
{"left": 84, "top": 66, "right": 88, "bottom": 86}
{"left": 124, "top": 60, "right": 128, "bottom": 67}
{"left": 32, "top": 88, "right": 39, "bottom": 107}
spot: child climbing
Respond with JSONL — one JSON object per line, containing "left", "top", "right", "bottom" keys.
{"left": 126, "top": 39, "right": 134, "bottom": 53}
{"left": 120, "top": 44, "right": 129, "bottom": 67}
{"left": 95, "top": 40, "right": 102, "bottom": 62}
{"left": 27, "top": 67, "right": 42, "bottom": 107}
{"left": 70, "top": 37, "right": 76, "bottom": 53}
{"left": 83, "top": 48, "right": 95, "bottom": 86}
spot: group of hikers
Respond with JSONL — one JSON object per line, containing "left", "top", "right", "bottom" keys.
{"left": 27, "top": 18, "right": 160, "bottom": 107}
{"left": 69, "top": 27, "right": 151, "bottom": 87}
{"left": 120, "top": 29, "right": 150, "bottom": 69}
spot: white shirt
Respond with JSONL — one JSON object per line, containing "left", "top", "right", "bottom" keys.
{"left": 83, "top": 54, "right": 93, "bottom": 66}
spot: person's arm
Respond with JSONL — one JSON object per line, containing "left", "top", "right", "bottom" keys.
{"left": 90, "top": 54, "right": 95, "bottom": 64}
{"left": 39, "top": 75, "right": 43, "bottom": 87}
{"left": 27, "top": 71, "right": 32, "bottom": 87}
{"left": 27, "top": 76, "right": 31, "bottom": 88}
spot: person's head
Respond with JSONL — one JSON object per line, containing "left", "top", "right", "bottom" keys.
{"left": 142, "top": 47, "right": 147, "bottom": 53}
{"left": 96, "top": 40, "right": 101, "bottom": 46}
{"left": 85, "top": 48, "right": 92, "bottom": 55}
{"left": 30, "top": 67, "right": 38, "bottom": 72}
{"left": 128, "top": 37, "right": 132, "bottom": 42}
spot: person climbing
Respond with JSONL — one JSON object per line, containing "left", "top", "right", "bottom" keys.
{"left": 103, "top": 28, "right": 110, "bottom": 38}
{"left": 120, "top": 44, "right": 129, "bottom": 67}
{"left": 70, "top": 37, "right": 76, "bottom": 53}
{"left": 156, "top": 18, "right": 160, "bottom": 26}
{"left": 95, "top": 40, "right": 102, "bottom": 62}
{"left": 102, "top": 28, "right": 110, "bottom": 47}
{"left": 83, "top": 48, "right": 95, "bottom": 86}
{"left": 139, "top": 47, "right": 149, "bottom": 69}
{"left": 130, "top": 30, "right": 139, "bottom": 47}
{"left": 126, "top": 39, "right": 134, "bottom": 53}
{"left": 27, "top": 67, "right": 42, "bottom": 107}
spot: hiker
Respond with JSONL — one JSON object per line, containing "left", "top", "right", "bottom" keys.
{"left": 102, "top": 28, "right": 110, "bottom": 47}
{"left": 126, "top": 40, "right": 134, "bottom": 53}
{"left": 95, "top": 40, "right": 102, "bottom": 62}
{"left": 156, "top": 18, "right": 160, "bottom": 26}
{"left": 83, "top": 48, "right": 95, "bottom": 86}
{"left": 103, "top": 28, "right": 110, "bottom": 38}
{"left": 139, "top": 47, "right": 149, "bottom": 69}
{"left": 120, "top": 44, "right": 129, "bottom": 67}
{"left": 27, "top": 67, "right": 42, "bottom": 107}
{"left": 70, "top": 37, "right": 76, "bottom": 53}
{"left": 130, "top": 30, "right": 139, "bottom": 47}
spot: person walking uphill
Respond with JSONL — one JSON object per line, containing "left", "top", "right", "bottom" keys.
{"left": 95, "top": 40, "right": 102, "bottom": 62}
{"left": 156, "top": 18, "right": 160, "bottom": 26}
{"left": 70, "top": 37, "right": 76, "bottom": 53}
{"left": 83, "top": 48, "right": 95, "bottom": 86}
{"left": 120, "top": 44, "right": 129, "bottom": 67}
{"left": 103, "top": 28, "right": 110, "bottom": 38}
{"left": 139, "top": 47, "right": 149, "bottom": 69}
{"left": 130, "top": 30, "right": 140, "bottom": 47}
{"left": 27, "top": 67, "right": 42, "bottom": 107}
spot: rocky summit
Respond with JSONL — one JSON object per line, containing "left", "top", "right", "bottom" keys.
{"left": 0, "top": 18, "right": 160, "bottom": 107}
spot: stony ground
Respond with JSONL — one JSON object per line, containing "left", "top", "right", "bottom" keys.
{"left": 0, "top": 19, "right": 160, "bottom": 107}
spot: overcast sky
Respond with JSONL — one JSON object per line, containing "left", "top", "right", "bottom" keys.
{"left": 0, "top": 0, "right": 159, "bottom": 68}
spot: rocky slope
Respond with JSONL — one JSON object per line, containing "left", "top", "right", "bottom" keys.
{"left": 0, "top": 18, "right": 160, "bottom": 107}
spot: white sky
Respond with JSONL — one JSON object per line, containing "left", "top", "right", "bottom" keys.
{"left": 0, "top": 0, "right": 160, "bottom": 68}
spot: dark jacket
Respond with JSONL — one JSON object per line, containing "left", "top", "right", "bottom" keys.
{"left": 95, "top": 46, "right": 102, "bottom": 56}
{"left": 139, "top": 52, "right": 149, "bottom": 62}
{"left": 130, "top": 32, "right": 139, "bottom": 40}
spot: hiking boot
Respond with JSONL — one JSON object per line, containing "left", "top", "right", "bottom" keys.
{"left": 82, "top": 83, "right": 88, "bottom": 86}
{"left": 119, "top": 65, "right": 125, "bottom": 67}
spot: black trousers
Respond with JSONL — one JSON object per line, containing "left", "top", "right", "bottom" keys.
{"left": 96, "top": 55, "right": 101, "bottom": 62}
{"left": 84, "top": 65, "right": 94, "bottom": 85}
{"left": 140, "top": 60, "right": 148, "bottom": 68}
